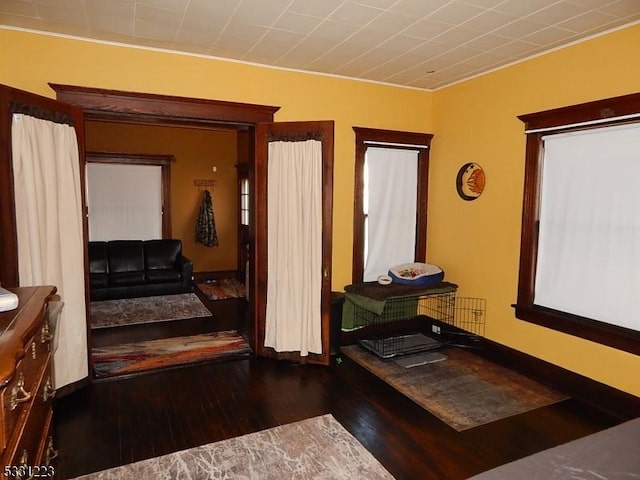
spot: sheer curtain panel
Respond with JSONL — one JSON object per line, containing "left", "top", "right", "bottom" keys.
{"left": 264, "top": 140, "right": 322, "bottom": 356}
{"left": 535, "top": 122, "right": 640, "bottom": 331}
{"left": 364, "top": 147, "right": 418, "bottom": 281}
{"left": 87, "top": 163, "right": 162, "bottom": 240}
{"left": 12, "top": 113, "right": 88, "bottom": 388}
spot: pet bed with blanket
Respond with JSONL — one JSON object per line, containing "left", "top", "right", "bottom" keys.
{"left": 388, "top": 262, "right": 445, "bottom": 286}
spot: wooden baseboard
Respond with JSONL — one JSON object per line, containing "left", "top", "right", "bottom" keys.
{"left": 55, "top": 375, "right": 91, "bottom": 398}
{"left": 193, "top": 270, "right": 238, "bottom": 282}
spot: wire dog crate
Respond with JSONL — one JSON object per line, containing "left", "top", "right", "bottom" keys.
{"left": 356, "top": 291, "right": 486, "bottom": 359}
{"left": 419, "top": 293, "right": 486, "bottom": 337}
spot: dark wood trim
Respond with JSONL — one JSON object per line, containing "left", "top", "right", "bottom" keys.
{"left": 86, "top": 151, "right": 174, "bottom": 239}
{"left": 516, "top": 93, "right": 640, "bottom": 356}
{"left": 514, "top": 305, "right": 640, "bottom": 354}
{"left": 351, "top": 127, "right": 433, "bottom": 283}
{"left": 255, "top": 121, "right": 334, "bottom": 366}
{"left": 192, "top": 270, "right": 238, "bottom": 282}
{"left": 515, "top": 133, "right": 543, "bottom": 309}
{"left": 54, "top": 375, "right": 92, "bottom": 399}
{"left": 49, "top": 83, "right": 280, "bottom": 127}
{"left": 518, "top": 91, "right": 640, "bottom": 131}
{"left": 51, "top": 84, "right": 279, "bottom": 356}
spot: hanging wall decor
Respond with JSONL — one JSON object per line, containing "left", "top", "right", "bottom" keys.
{"left": 456, "top": 162, "right": 485, "bottom": 201}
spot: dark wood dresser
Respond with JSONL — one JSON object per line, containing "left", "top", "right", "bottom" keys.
{"left": 0, "top": 286, "right": 58, "bottom": 478}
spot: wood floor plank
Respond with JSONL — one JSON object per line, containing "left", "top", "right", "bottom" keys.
{"left": 54, "top": 353, "right": 622, "bottom": 480}
{"left": 56, "top": 298, "right": 623, "bottom": 480}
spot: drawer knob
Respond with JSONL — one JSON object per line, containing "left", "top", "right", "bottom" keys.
{"left": 41, "top": 323, "right": 54, "bottom": 344}
{"left": 18, "top": 448, "right": 32, "bottom": 480}
{"left": 42, "top": 377, "right": 55, "bottom": 402}
{"left": 45, "top": 436, "right": 58, "bottom": 465}
{"left": 10, "top": 374, "right": 32, "bottom": 410}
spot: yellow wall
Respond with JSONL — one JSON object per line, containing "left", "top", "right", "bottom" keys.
{"left": 431, "top": 23, "right": 640, "bottom": 396}
{"left": 0, "top": 27, "right": 433, "bottom": 293}
{"left": 85, "top": 122, "right": 238, "bottom": 272}
{"left": 2, "top": 25, "right": 640, "bottom": 397}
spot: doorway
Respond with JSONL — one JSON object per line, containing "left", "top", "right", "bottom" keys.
{"left": 51, "top": 84, "right": 335, "bottom": 368}
{"left": 49, "top": 84, "right": 278, "bottom": 365}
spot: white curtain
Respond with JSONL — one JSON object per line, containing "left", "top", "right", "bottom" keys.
{"left": 535, "top": 122, "right": 640, "bottom": 331}
{"left": 87, "top": 163, "right": 162, "bottom": 241}
{"left": 264, "top": 139, "right": 322, "bottom": 356}
{"left": 364, "top": 147, "right": 418, "bottom": 281}
{"left": 12, "top": 113, "right": 88, "bottom": 388}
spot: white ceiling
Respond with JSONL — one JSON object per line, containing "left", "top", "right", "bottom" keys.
{"left": 2, "top": 0, "right": 639, "bottom": 90}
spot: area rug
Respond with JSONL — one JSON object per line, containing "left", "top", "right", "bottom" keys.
{"left": 342, "top": 345, "right": 568, "bottom": 431}
{"left": 70, "top": 414, "right": 394, "bottom": 479}
{"left": 92, "top": 330, "right": 251, "bottom": 378}
{"left": 196, "top": 278, "right": 246, "bottom": 300}
{"left": 90, "top": 293, "right": 211, "bottom": 329}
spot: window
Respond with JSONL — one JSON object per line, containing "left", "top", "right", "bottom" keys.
{"left": 363, "top": 147, "right": 419, "bottom": 281}
{"left": 85, "top": 152, "right": 173, "bottom": 241}
{"left": 516, "top": 92, "right": 640, "bottom": 355}
{"left": 236, "top": 162, "right": 250, "bottom": 283}
{"left": 240, "top": 177, "right": 249, "bottom": 226}
{"left": 352, "top": 127, "right": 432, "bottom": 283}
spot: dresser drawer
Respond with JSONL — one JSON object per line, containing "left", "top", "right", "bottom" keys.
{"left": 36, "top": 409, "right": 56, "bottom": 468}
{"left": 3, "top": 358, "right": 53, "bottom": 469}
{"left": 0, "top": 286, "right": 58, "bottom": 475}
{"left": 0, "top": 334, "right": 49, "bottom": 452}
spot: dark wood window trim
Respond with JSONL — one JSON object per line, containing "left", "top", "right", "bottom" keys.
{"left": 351, "top": 127, "right": 433, "bottom": 284}
{"left": 516, "top": 91, "right": 640, "bottom": 356}
{"left": 86, "top": 152, "right": 174, "bottom": 239}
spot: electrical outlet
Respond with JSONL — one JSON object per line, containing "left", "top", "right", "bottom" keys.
{"left": 431, "top": 325, "right": 441, "bottom": 334}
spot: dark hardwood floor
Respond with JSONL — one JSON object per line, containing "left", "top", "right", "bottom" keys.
{"left": 55, "top": 295, "right": 624, "bottom": 480}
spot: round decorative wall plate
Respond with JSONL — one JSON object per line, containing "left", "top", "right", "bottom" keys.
{"left": 456, "top": 162, "right": 485, "bottom": 201}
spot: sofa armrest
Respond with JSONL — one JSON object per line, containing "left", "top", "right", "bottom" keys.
{"left": 176, "top": 255, "right": 193, "bottom": 292}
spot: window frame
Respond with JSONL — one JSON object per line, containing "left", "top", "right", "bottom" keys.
{"left": 352, "top": 127, "right": 433, "bottom": 284}
{"left": 516, "top": 92, "right": 640, "bottom": 356}
{"left": 85, "top": 151, "right": 173, "bottom": 239}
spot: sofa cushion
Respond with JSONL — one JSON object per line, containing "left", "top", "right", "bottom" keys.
{"left": 88, "top": 241, "right": 108, "bottom": 274}
{"left": 90, "top": 273, "right": 109, "bottom": 288}
{"left": 109, "top": 271, "right": 146, "bottom": 287}
{"left": 146, "top": 269, "right": 182, "bottom": 283}
{"left": 144, "top": 239, "right": 181, "bottom": 270}
{"left": 108, "top": 240, "right": 144, "bottom": 272}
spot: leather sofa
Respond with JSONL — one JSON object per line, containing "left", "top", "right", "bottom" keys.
{"left": 88, "top": 239, "right": 193, "bottom": 301}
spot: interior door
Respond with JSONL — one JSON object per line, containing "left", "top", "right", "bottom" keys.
{"left": 253, "top": 121, "right": 334, "bottom": 365}
{"left": 0, "top": 83, "right": 90, "bottom": 389}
